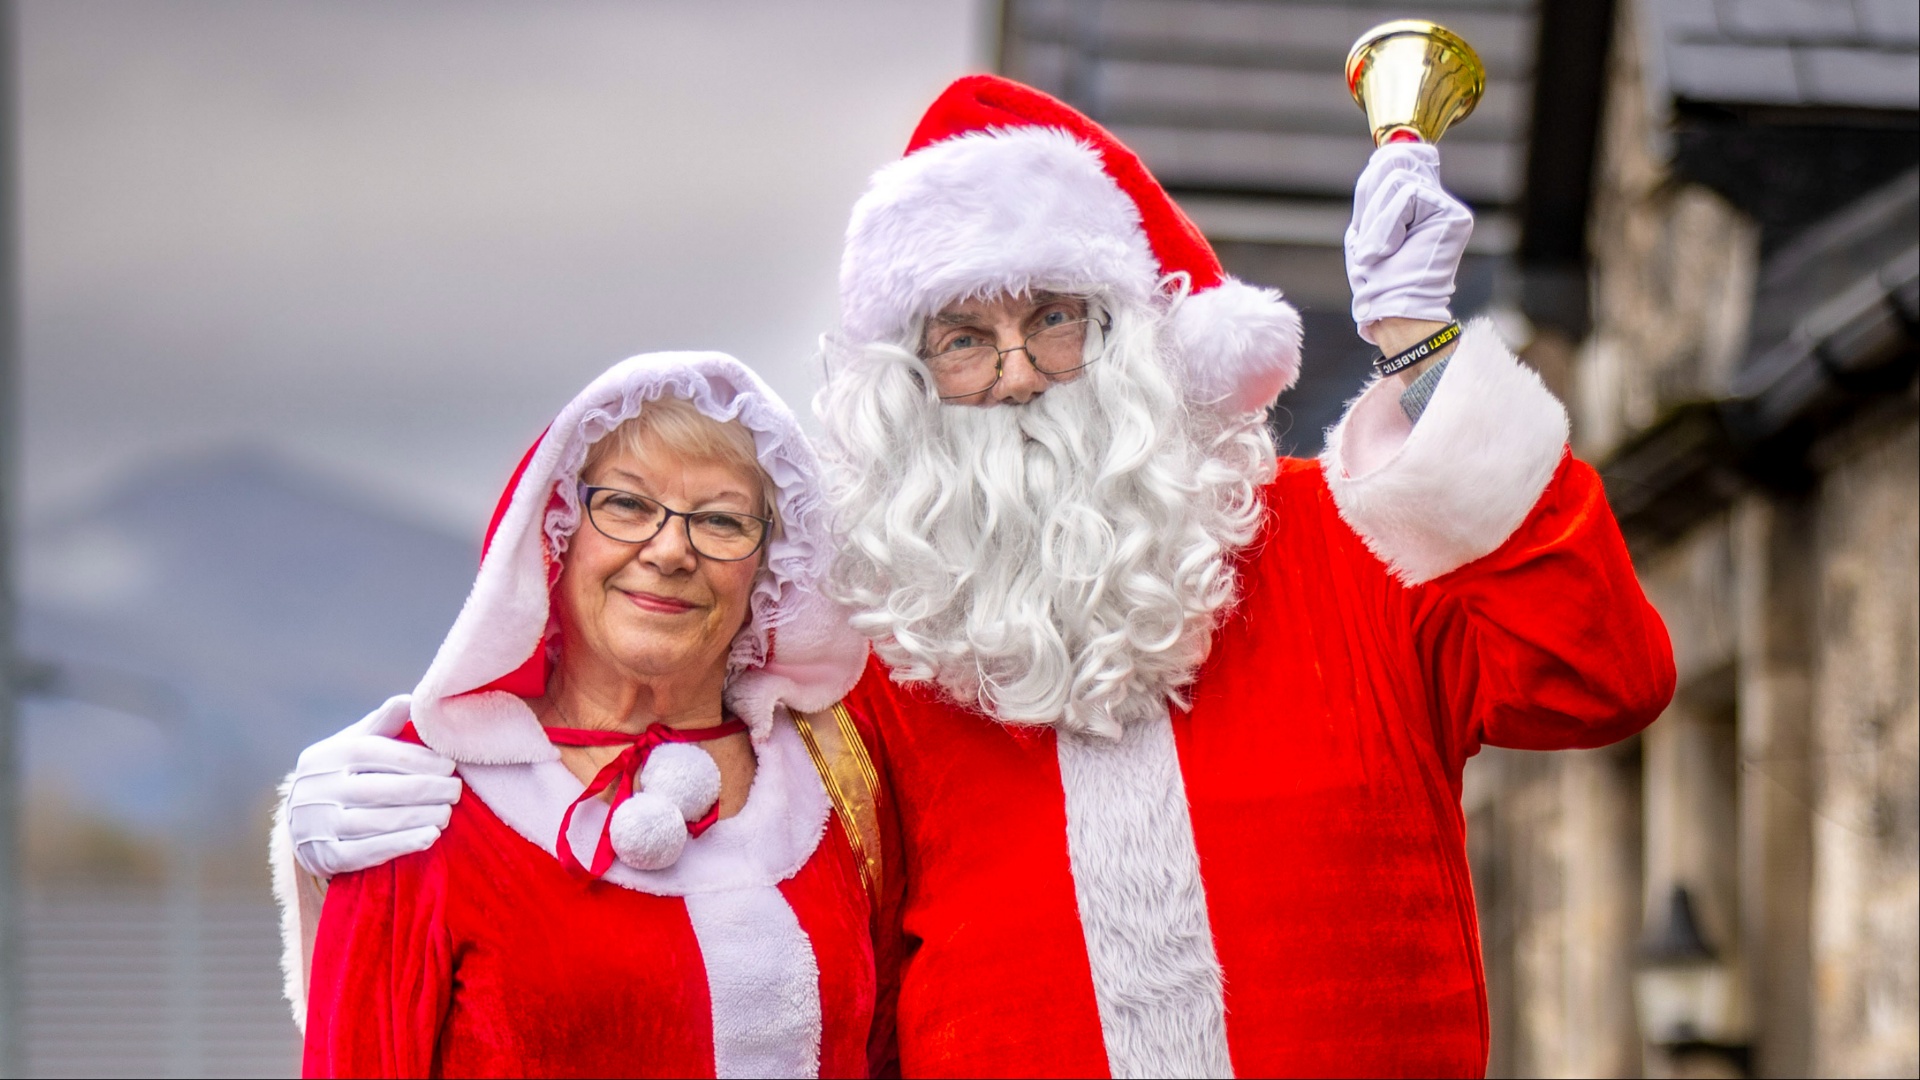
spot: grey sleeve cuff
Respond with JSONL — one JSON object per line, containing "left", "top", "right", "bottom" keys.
{"left": 1398, "top": 355, "right": 1452, "bottom": 423}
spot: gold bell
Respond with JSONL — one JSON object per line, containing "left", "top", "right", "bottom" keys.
{"left": 1345, "top": 20, "right": 1486, "bottom": 146}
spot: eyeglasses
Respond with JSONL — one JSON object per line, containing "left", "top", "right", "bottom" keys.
{"left": 924, "top": 316, "right": 1106, "bottom": 400}
{"left": 578, "top": 484, "right": 772, "bottom": 562}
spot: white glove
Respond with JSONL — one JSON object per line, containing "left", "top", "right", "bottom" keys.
{"left": 1345, "top": 143, "right": 1474, "bottom": 345}
{"left": 287, "top": 696, "right": 462, "bottom": 878}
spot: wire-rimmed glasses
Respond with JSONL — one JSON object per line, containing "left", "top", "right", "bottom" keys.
{"left": 925, "top": 316, "right": 1107, "bottom": 400}
{"left": 578, "top": 484, "right": 772, "bottom": 562}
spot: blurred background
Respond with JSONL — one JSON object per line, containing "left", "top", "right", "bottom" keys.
{"left": 0, "top": 1, "right": 1913, "bottom": 1077}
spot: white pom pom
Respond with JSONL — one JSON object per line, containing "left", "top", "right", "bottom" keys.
{"left": 640, "top": 743, "right": 722, "bottom": 823}
{"left": 609, "top": 792, "right": 687, "bottom": 870}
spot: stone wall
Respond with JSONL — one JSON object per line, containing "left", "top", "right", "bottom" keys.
{"left": 1809, "top": 415, "right": 1920, "bottom": 1077}
{"left": 1470, "top": 0, "right": 1920, "bottom": 1075}
{"left": 1470, "top": 742, "right": 1645, "bottom": 1079}
{"left": 1574, "top": 0, "right": 1758, "bottom": 462}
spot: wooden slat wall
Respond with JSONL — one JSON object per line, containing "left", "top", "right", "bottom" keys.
{"left": 22, "top": 889, "right": 298, "bottom": 1079}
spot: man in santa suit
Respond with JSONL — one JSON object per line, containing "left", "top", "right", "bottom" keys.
{"left": 286, "top": 76, "right": 1674, "bottom": 1078}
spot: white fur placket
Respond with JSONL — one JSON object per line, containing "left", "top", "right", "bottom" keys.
{"left": 687, "top": 887, "right": 822, "bottom": 1079}
{"left": 1055, "top": 710, "right": 1235, "bottom": 1079}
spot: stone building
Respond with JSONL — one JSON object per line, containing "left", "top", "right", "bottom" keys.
{"left": 1472, "top": 1, "right": 1918, "bottom": 1076}
{"left": 994, "top": 1, "right": 1918, "bottom": 1076}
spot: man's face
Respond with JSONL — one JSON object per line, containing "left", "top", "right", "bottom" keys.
{"left": 921, "top": 291, "right": 1095, "bottom": 406}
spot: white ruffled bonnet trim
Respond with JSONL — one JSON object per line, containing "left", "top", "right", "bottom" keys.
{"left": 410, "top": 351, "right": 868, "bottom": 762}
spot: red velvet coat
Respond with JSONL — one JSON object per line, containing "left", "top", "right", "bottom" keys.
{"left": 849, "top": 452, "right": 1674, "bottom": 1078}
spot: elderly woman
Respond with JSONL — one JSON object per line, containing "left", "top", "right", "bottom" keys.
{"left": 285, "top": 353, "right": 876, "bottom": 1078}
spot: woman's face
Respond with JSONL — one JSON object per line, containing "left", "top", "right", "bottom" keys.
{"left": 555, "top": 435, "right": 764, "bottom": 687}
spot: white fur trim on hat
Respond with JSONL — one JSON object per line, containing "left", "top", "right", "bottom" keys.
{"left": 1320, "top": 318, "right": 1570, "bottom": 584}
{"left": 1170, "top": 277, "right": 1303, "bottom": 413}
{"left": 840, "top": 126, "right": 1159, "bottom": 345}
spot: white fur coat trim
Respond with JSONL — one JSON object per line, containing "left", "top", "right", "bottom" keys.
{"left": 688, "top": 886, "right": 824, "bottom": 1079}
{"left": 1056, "top": 713, "right": 1235, "bottom": 1079}
{"left": 271, "top": 776, "right": 320, "bottom": 1032}
{"left": 840, "top": 126, "right": 1159, "bottom": 345}
{"left": 1319, "top": 318, "right": 1570, "bottom": 585}
{"left": 410, "top": 352, "right": 867, "bottom": 763}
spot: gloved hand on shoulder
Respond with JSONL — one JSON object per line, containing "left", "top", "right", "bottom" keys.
{"left": 286, "top": 696, "right": 462, "bottom": 878}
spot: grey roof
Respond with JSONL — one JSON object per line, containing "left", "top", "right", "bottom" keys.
{"left": 1739, "top": 167, "right": 1919, "bottom": 389}
{"left": 1650, "top": 0, "right": 1920, "bottom": 109}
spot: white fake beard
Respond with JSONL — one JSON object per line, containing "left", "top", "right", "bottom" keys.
{"left": 817, "top": 303, "right": 1276, "bottom": 738}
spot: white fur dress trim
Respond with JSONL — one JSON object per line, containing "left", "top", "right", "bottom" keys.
{"left": 1319, "top": 318, "right": 1570, "bottom": 585}
{"left": 1056, "top": 712, "right": 1234, "bottom": 1079}
{"left": 687, "top": 887, "right": 823, "bottom": 1079}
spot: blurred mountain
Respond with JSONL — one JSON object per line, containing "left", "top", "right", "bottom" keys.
{"left": 19, "top": 446, "right": 480, "bottom": 856}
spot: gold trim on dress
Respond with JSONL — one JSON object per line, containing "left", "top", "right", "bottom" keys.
{"left": 793, "top": 702, "right": 883, "bottom": 899}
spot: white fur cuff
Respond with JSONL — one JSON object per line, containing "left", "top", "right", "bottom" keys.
{"left": 1320, "top": 318, "right": 1569, "bottom": 585}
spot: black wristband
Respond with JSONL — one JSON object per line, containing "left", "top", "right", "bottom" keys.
{"left": 1373, "top": 321, "right": 1461, "bottom": 378}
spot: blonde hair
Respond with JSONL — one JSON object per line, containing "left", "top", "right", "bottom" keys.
{"left": 583, "top": 396, "right": 781, "bottom": 535}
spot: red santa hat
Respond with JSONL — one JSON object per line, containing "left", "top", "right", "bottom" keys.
{"left": 839, "top": 74, "right": 1302, "bottom": 413}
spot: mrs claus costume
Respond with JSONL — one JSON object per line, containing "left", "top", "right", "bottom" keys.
{"left": 292, "top": 353, "right": 877, "bottom": 1078}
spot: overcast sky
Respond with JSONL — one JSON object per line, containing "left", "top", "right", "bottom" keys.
{"left": 19, "top": 0, "right": 987, "bottom": 534}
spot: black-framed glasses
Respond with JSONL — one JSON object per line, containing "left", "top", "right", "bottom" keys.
{"left": 578, "top": 484, "right": 772, "bottom": 562}
{"left": 925, "top": 316, "right": 1107, "bottom": 400}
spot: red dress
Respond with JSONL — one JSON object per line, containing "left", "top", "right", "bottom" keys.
{"left": 851, "top": 454, "right": 1675, "bottom": 1078}
{"left": 302, "top": 719, "right": 875, "bottom": 1079}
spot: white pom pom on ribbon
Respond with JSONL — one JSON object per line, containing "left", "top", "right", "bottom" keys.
{"left": 609, "top": 791, "right": 687, "bottom": 871}
{"left": 640, "top": 743, "right": 723, "bottom": 823}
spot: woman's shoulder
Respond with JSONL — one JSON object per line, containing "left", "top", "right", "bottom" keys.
{"left": 343, "top": 722, "right": 515, "bottom": 876}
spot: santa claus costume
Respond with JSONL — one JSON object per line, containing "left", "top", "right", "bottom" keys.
{"left": 292, "top": 353, "right": 876, "bottom": 1078}
{"left": 817, "top": 76, "right": 1676, "bottom": 1078}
